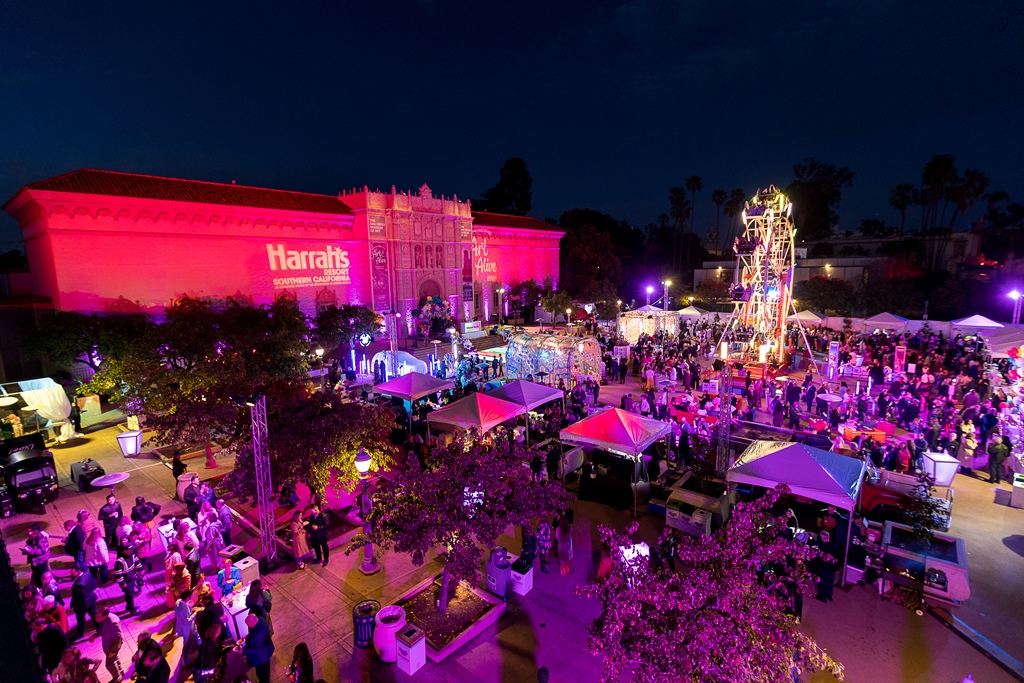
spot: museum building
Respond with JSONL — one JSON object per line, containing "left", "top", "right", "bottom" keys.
{"left": 2, "top": 169, "right": 563, "bottom": 335}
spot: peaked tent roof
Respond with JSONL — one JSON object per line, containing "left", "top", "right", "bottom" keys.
{"left": 787, "top": 310, "right": 826, "bottom": 323}
{"left": 982, "top": 326, "right": 1023, "bottom": 340}
{"left": 863, "top": 312, "right": 908, "bottom": 328}
{"left": 484, "top": 379, "right": 564, "bottom": 411}
{"left": 425, "top": 393, "right": 527, "bottom": 432}
{"left": 8, "top": 168, "right": 354, "bottom": 215}
{"left": 952, "top": 314, "right": 1004, "bottom": 329}
{"left": 726, "top": 440, "right": 867, "bottom": 510}
{"left": 634, "top": 304, "right": 665, "bottom": 312}
{"left": 372, "top": 372, "right": 454, "bottom": 402}
{"left": 677, "top": 305, "right": 709, "bottom": 317}
{"left": 559, "top": 407, "right": 672, "bottom": 457}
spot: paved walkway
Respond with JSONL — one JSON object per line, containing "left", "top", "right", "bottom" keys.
{"left": 3, "top": 383, "right": 1023, "bottom": 682}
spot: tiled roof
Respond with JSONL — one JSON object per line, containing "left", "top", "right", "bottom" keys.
{"left": 15, "top": 168, "right": 353, "bottom": 215}
{"left": 472, "top": 211, "right": 562, "bottom": 232}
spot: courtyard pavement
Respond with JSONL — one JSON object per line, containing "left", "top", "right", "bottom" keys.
{"left": 3, "top": 375, "right": 1023, "bottom": 682}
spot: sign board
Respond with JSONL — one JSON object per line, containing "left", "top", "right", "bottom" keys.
{"left": 827, "top": 341, "right": 840, "bottom": 380}
{"left": 894, "top": 345, "right": 907, "bottom": 373}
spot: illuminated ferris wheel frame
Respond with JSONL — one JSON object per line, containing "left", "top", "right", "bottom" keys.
{"left": 730, "top": 186, "right": 795, "bottom": 365}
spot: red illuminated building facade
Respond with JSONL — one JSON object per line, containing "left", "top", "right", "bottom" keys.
{"left": 2, "top": 169, "right": 562, "bottom": 335}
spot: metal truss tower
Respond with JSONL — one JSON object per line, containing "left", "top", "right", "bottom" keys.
{"left": 249, "top": 394, "right": 278, "bottom": 565}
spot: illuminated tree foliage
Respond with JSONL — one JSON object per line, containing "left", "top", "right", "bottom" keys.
{"left": 29, "top": 311, "right": 151, "bottom": 373}
{"left": 354, "top": 438, "right": 574, "bottom": 613}
{"left": 226, "top": 389, "right": 397, "bottom": 501}
{"left": 577, "top": 486, "right": 843, "bottom": 683}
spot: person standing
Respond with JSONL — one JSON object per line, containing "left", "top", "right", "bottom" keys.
{"left": 216, "top": 559, "right": 241, "bottom": 598}
{"left": 64, "top": 518, "right": 87, "bottom": 572}
{"left": 290, "top": 510, "right": 311, "bottom": 569}
{"left": 22, "top": 522, "right": 51, "bottom": 587}
{"left": 556, "top": 515, "right": 573, "bottom": 576}
{"left": 130, "top": 496, "right": 161, "bottom": 548}
{"left": 173, "top": 588, "right": 197, "bottom": 652}
{"left": 138, "top": 648, "right": 171, "bottom": 683}
{"left": 815, "top": 531, "right": 838, "bottom": 603}
{"left": 988, "top": 436, "right": 1009, "bottom": 485}
{"left": 215, "top": 499, "right": 233, "bottom": 547}
{"left": 183, "top": 475, "right": 201, "bottom": 521}
{"left": 113, "top": 541, "right": 141, "bottom": 616}
{"left": 288, "top": 642, "right": 315, "bottom": 683}
{"left": 172, "top": 452, "right": 188, "bottom": 481}
{"left": 305, "top": 505, "right": 330, "bottom": 567}
{"left": 618, "top": 362, "right": 627, "bottom": 384}
{"left": 242, "top": 613, "right": 275, "bottom": 683}
{"left": 94, "top": 606, "right": 123, "bottom": 682}
{"left": 98, "top": 494, "right": 123, "bottom": 550}
{"left": 536, "top": 521, "right": 552, "bottom": 574}
{"left": 84, "top": 528, "right": 110, "bottom": 585}
{"left": 31, "top": 617, "right": 68, "bottom": 676}
{"left": 69, "top": 567, "right": 98, "bottom": 641}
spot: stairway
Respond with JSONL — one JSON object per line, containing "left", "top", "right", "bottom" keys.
{"left": 405, "top": 334, "right": 507, "bottom": 362}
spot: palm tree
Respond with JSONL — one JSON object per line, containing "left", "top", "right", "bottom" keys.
{"left": 947, "top": 168, "right": 990, "bottom": 230}
{"left": 711, "top": 189, "right": 727, "bottom": 233}
{"left": 920, "top": 154, "right": 958, "bottom": 232}
{"left": 723, "top": 188, "right": 747, "bottom": 247}
{"left": 684, "top": 176, "right": 703, "bottom": 272}
{"left": 888, "top": 183, "right": 915, "bottom": 234}
{"left": 669, "top": 187, "right": 691, "bottom": 272}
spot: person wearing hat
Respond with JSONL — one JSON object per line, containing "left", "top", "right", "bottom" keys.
{"left": 39, "top": 594, "right": 68, "bottom": 633}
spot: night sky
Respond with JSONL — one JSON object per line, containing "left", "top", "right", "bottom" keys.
{"left": 2, "top": 1, "right": 1022, "bottom": 250}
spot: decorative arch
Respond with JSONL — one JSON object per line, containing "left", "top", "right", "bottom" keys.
{"left": 419, "top": 278, "right": 442, "bottom": 300}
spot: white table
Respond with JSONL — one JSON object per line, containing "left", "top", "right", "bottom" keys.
{"left": 222, "top": 582, "right": 252, "bottom": 640}
{"left": 157, "top": 517, "right": 197, "bottom": 552}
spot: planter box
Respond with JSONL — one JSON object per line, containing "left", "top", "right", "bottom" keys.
{"left": 153, "top": 444, "right": 222, "bottom": 461}
{"left": 393, "top": 574, "right": 506, "bottom": 662}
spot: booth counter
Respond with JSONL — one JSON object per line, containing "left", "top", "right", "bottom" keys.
{"left": 882, "top": 521, "right": 970, "bottom": 603}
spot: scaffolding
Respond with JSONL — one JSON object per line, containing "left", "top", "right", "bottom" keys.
{"left": 729, "top": 186, "right": 795, "bottom": 364}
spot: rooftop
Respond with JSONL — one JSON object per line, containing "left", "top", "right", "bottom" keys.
{"left": 471, "top": 211, "right": 563, "bottom": 232}
{"left": 7, "top": 168, "right": 354, "bottom": 215}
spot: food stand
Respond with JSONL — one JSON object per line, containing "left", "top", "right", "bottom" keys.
{"left": 880, "top": 521, "right": 970, "bottom": 604}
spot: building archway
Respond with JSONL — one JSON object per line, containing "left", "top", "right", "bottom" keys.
{"left": 419, "top": 278, "right": 441, "bottom": 300}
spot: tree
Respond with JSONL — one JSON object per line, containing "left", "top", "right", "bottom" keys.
{"left": 576, "top": 486, "right": 843, "bottom": 683}
{"left": 29, "top": 311, "right": 151, "bottom": 373}
{"left": 579, "top": 279, "right": 620, "bottom": 320}
{"left": 313, "top": 304, "right": 382, "bottom": 353}
{"left": 475, "top": 157, "right": 533, "bottom": 215}
{"left": 857, "top": 219, "right": 897, "bottom": 238}
{"left": 559, "top": 224, "right": 622, "bottom": 298}
{"left": 888, "top": 183, "right": 916, "bottom": 233}
{"left": 693, "top": 278, "right": 729, "bottom": 305}
{"left": 668, "top": 187, "right": 692, "bottom": 272}
{"left": 785, "top": 158, "right": 855, "bottom": 241}
{"left": 226, "top": 389, "right": 396, "bottom": 501}
{"left": 684, "top": 176, "right": 704, "bottom": 272}
{"left": 710, "top": 189, "right": 727, "bottom": 236}
{"left": 354, "top": 438, "right": 574, "bottom": 613}
{"left": 540, "top": 289, "right": 574, "bottom": 327}
{"left": 723, "top": 188, "right": 747, "bottom": 248}
{"left": 84, "top": 296, "right": 311, "bottom": 459}
{"left": 793, "top": 276, "right": 855, "bottom": 316}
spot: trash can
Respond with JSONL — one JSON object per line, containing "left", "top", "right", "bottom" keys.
{"left": 373, "top": 605, "right": 407, "bottom": 662}
{"left": 485, "top": 546, "right": 512, "bottom": 599}
{"left": 352, "top": 600, "right": 381, "bottom": 648}
{"left": 396, "top": 623, "right": 426, "bottom": 675}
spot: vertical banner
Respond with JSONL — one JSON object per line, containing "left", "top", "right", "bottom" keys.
{"left": 894, "top": 345, "right": 907, "bottom": 373}
{"left": 370, "top": 243, "right": 391, "bottom": 311}
{"left": 828, "top": 340, "right": 840, "bottom": 380}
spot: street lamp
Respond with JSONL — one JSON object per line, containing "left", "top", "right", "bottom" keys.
{"left": 661, "top": 279, "right": 672, "bottom": 311}
{"left": 497, "top": 288, "right": 505, "bottom": 326}
{"left": 646, "top": 286, "right": 654, "bottom": 306}
{"left": 1010, "top": 290, "right": 1022, "bottom": 325}
{"left": 566, "top": 307, "right": 572, "bottom": 329}
{"left": 354, "top": 447, "right": 380, "bottom": 575}
{"left": 116, "top": 430, "right": 143, "bottom": 458}
{"left": 315, "top": 347, "right": 325, "bottom": 391}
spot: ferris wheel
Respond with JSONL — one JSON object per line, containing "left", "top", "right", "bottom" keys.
{"left": 729, "top": 185, "right": 795, "bottom": 364}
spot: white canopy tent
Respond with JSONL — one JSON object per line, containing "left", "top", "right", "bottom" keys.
{"left": 425, "top": 393, "right": 527, "bottom": 433}
{"left": 727, "top": 440, "right": 867, "bottom": 586}
{"left": 951, "top": 314, "right": 1004, "bottom": 333}
{"left": 981, "top": 326, "right": 1023, "bottom": 341}
{"left": 787, "top": 310, "right": 827, "bottom": 324}
{"left": 677, "top": 305, "right": 709, "bottom": 318}
{"left": 862, "top": 312, "right": 909, "bottom": 331}
{"left": 634, "top": 304, "right": 663, "bottom": 312}
{"left": 988, "top": 334, "right": 1024, "bottom": 359}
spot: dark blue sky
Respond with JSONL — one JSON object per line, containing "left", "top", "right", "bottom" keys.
{"left": 2, "top": 1, "right": 1022, "bottom": 250}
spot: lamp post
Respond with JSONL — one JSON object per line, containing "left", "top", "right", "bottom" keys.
{"left": 497, "top": 288, "right": 505, "bottom": 326}
{"left": 315, "top": 347, "right": 325, "bottom": 391}
{"left": 354, "top": 447, "right": 380, "bottom": 575}
{"left": 566, "top": 307, "right": 572, "bottom": 330}
{"left": 1011, "top": 290, "right": 1022, "bottom": 326}
{"left": 661, "top": 279, "right": 672, "bottom": 311}
{"left": 646, "top": 286, "right": 654, "bottom": 306}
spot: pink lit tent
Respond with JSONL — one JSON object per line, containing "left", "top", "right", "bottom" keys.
{"left": 372, "top": 372, "right": 454, "bottom": 402}
{"left": 426, "top": 393, "right": 527, "bottom": 433}
{"left": 559, "top": 408, "right": 672, "bottom": 516}
{"left": 558, "top": 407, "right": 672, "bottom": 457}
{"left": 484, "top": 380, "right": 563, "bottom": 411}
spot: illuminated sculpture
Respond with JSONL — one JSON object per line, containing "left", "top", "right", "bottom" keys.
{"left": 730, "top": 186, "right": 795, "bottom": 364}
{"left": 505, "top": 333, "right": 603, "bottom": 386}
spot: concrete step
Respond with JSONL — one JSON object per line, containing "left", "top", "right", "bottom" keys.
{"left": 404, "top": 334, "right": 507, "bottom": 362}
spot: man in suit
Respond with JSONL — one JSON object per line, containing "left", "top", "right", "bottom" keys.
{"left": 69, "top": 566, "right": 98, "bottom": 641}
{"left": 305, "top": 504, "right": 330, "bottom": 567}
{"left": 242, "top": 613, "right": 276, "bottom": 683}
{"left": 98, "top": 493, "right": 123, "bottom": 549}
{"left": 64, "top": 517, "right": 87, "bottom": 571}
{"left": 216, "top": 498, "right": 233, "bottom": 547}
{"left": 182, "top": 474, "right": 201, "bottom": 520}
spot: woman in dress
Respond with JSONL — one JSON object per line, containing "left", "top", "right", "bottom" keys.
{"left": 290, "top": 510, "right": 311, "bottom": 569}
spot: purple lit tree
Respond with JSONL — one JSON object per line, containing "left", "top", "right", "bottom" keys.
{"left": 353, "top": 437, "right": 574, "bottom": 613}
{"left": 577, "top": 486, "right": 844, "bottom": 683}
